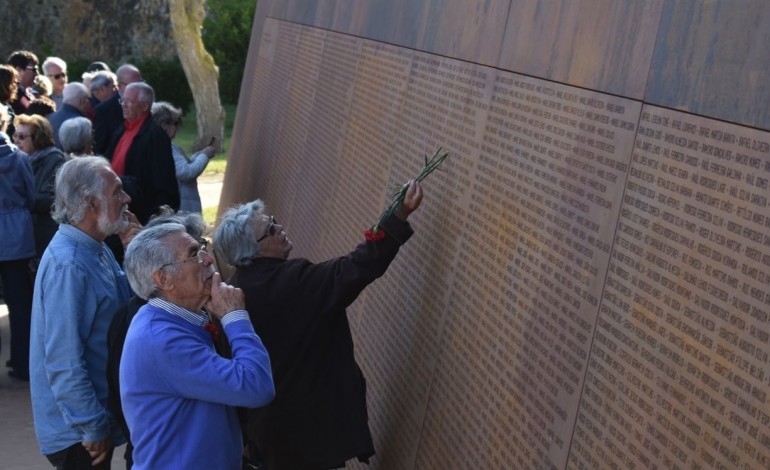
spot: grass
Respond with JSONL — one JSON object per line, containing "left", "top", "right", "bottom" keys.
{"left": 174, "top": 102, "right": 236, "bottom": 224}
{"left": 174, "top": 102, "right": 236, "bottom": 176}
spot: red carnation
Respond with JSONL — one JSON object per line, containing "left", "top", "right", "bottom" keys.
{"left": 203, "top": 322, "right": 220, "bottom": 341}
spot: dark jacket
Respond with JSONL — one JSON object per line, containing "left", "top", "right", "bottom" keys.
{"left": 28, "top": 146, "right": 66, "bottom": 257}
{"left": 107, "top": 296, "right": 146, "bottom": 469}
{"left": 47, "top": 103, "right": 85, "bottom": 148}
{"left": 93, "top": 93, "right": 123, "bottom": 155}
{"left": 105, "top": 116, "right": 180, "bottom": 224}
{"left": 231, "top": 214, "right": 413, "bottom": 470}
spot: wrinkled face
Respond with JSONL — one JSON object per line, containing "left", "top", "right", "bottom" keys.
{"left": 13, "top": 124, "right": 35, "bottom": 154}
{"left": 120, "top": 87, "right": 149, "bottom": 122}
{"left": 18, "top": 63, "right": 38, "bottom": 88}
{"left": 45, "top": 64, "right": 67, "bottom": 95}
{"left": 95, "top": 168, "right": 131, "bottom": 237}
{"left": 255, "top": 214, "right": 292, "bottom": 259}
{"left": 163, "top": 232, "right": 217, "bottom": 311}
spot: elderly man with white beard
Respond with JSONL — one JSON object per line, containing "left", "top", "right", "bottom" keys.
{"left": 29, "top": 156, "right": 140, "bottom": 469}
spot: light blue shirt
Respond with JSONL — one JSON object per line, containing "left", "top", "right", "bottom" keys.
{"left": 29, "top": 224, "right": 132, "bottom": 455}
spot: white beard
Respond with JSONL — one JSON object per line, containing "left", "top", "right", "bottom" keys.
{"left": 97, "top": 205, "right": 129, "bottom": 236}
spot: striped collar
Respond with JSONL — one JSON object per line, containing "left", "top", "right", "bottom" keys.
{"left": 148, "top": 297, "right": 209, "bottom": 327}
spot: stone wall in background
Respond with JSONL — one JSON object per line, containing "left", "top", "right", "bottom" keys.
{"left": 223, "top": 1, "right": 770, "bottom": 469}
{"left": 0, "top": 0, "right": 174, "bottom": 63}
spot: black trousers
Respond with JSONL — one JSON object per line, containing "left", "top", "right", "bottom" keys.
{"left": 0, "top": 259, "right": 33, "bottom": 379}
{"left": 46, "top": 442, "right": 113, "bottom": 470}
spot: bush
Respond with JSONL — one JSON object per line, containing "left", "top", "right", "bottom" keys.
{"left": 203, "top": 0, "right": 258, "bottom": 103}
{"left": 133, "top": 57, "right": 194, "bottom": 111}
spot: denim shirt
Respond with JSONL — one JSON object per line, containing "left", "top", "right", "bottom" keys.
{"left": 29, "top": 224, "right": 132, "bottom": 455}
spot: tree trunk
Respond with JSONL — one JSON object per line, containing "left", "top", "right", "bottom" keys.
{"left": 168, "top": 0, "right": 225, "bottom": 152}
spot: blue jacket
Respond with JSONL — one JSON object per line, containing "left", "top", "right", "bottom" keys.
{"left": 47, "top": 103, "right": 85, "bottom": 149}
{"left": 0, "top": 132, "right": 35, "bottom": 261}
{"left": 30, "top": 224, "right": 132, "bottom": 455}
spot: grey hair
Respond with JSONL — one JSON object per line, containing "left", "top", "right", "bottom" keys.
{"left": 126, "top": 82, "right": 154, "bottom": 104}
{"left": 212, "top": 200, "right": 266, "bottom": 267}
{"left": 59, "top": 117, "right": 92, "bottom": 154}
{"left": 125, "top": 223, "right": 186, "bottom": 300}
{"left": 151, "top": 101, "right": 182, "bottom": 127}
{"left": 146, "top": 206, "right": 206, "bottom": 240}
{"left": 62, "top": 82, "right": 88, "bottom": 104}
{"left": 42, "top": 56, "right": 67, "bottom": 74}
{"left": 52, "top": 156, "right": 111, "bottom": 224}
{"left": 89, "top": 71, "right": 116, "bottom": 91}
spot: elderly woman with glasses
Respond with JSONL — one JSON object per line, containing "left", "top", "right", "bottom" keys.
{"left": 151, "top": 101, "right": 216, "bottom": 213}
{"left": 13, "top": 114, "right": 66, "bottom": 259}
{"left": 212, "top": 181, "right": 424, "bottom": 470}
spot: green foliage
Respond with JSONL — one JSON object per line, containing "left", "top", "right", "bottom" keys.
{"left": 133, "top": 57, "right": 194, "bottom": 111}
{"left": 174, "top": 103, "right": 236, "bottom": 174}
{"left": 203, "top": 0, "right": 258, "bottom": 103}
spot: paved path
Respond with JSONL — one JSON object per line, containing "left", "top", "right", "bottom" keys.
{"left": 0, "top": 174, "right": 224, "bottom": 468}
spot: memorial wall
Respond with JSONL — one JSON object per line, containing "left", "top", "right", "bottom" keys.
{"left": 220, "top": 2, "right": 770, "bottom": 469}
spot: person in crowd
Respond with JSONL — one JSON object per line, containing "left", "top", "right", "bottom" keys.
{"left": 121, "top": 223, "right": 275, "bottom": 469}
{"left": 33, "top": 75, "right": 53, "bottom": 100}
{"left": 151, "top": 101, "right": 215, "bottom": 213}
{"left": 29, "top": 156, "right": 139, "bottom": 469}
{"left": 105, "top": 82, "right": 179, "bottom": 224}
{"left": 107, "top": 208, "right": 205, "bottom": 468}
{"left": 7, "top": 50, "right": 39, "bottom": 114}
{"left": 47, "top": 82, "right": 89, "bottom": 148}
{"left": 25, "top": 96, "right": 57, "bottom": 117}
{"left": 94, "top": 64, "right": 141, "bottom": 155}
{"left": 212, "top": 180, "right": 424, "bottom": 470}
{"left": 59, "top": 117, "right": 93, "bottom": 156}
{"left": 0, "top": 104, "right": 35, "bottom": 381}
{"left": 42, "top": 57, "right": 67, "bottom": 109}
{"left": 13, "top": 114, "right": 66, "bottom": 259}
{"left": 86, "top": 61, "right": 111, "bottom": 73}
{"left": 0, "top": 65, "right": 19, "bottom": 138}
{"left": 89, "top": 71, "right": 118, "bottom": 106}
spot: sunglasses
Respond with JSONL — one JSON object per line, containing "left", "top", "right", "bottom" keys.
{"left": 48, "top": 72, "right": 67, "bottom": 80}
{"left": 257, "top": 216, "right": 277, "bottom": 243}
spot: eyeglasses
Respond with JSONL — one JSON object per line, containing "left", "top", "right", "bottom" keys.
{"left": 13, "top": 133, "right": 31, "bottom": 141}
{"left": 159, "top": 240, "right": 209, "bottom": 269}
{"left": 257, "top": 216, "right": 277, "bottom": 243}
{"left": 118, "top": 97, "right": 144, "bottom": 106}
{"left": 48, "top": 73, "right": 67, "bottom": 80}
{"left": 26, "top": 65, "right": 38, "bottom": 73}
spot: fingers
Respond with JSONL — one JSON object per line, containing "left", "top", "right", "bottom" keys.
{"left": 91, "top": 450, "right": 109, "bottom": 465}
{"left": 124, "top": 210, "right": 139, "bottom": 225}
{"left": 210, "top": 271, "right": 222, "bottom": 297}
{"left": 207, "top": 273, "right": 245, "bottom": 318}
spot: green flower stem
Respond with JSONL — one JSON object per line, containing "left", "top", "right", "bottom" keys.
{"left": 372, "top": 146, "right": 450, "bottom": 233}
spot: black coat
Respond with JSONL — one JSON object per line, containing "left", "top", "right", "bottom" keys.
{"left": 231, "top": 214, "right": 413, "bottom": 470}
{"left": 93, "top": 94, "right": 123, "bottom": 156}
{"left": 105, "top": 116, "right": 179, "bottom": 224}
{"left": 29, "top": 146, "right": 66, "bottom": 257}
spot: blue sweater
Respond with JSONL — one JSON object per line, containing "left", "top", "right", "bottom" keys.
{"left": 30, "top": 224, "right": 132, "bottom": 454}
{"left": 121, "top": 301, "right": 274, "bottom": 469}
